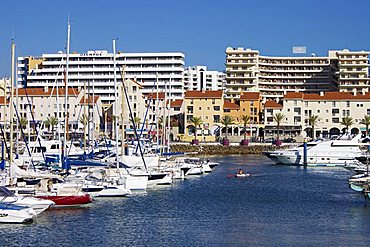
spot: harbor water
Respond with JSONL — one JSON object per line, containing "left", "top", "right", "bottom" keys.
{"left": 1, "top": 154, "right": 370, "bottom": 246}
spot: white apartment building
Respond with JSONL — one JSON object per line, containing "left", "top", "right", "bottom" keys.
{"left": 17, "top": 50, "right": 185, "bottom": 105}
{"left": 264, "top": 91, "right": 370, "bottom": 139}
{"left": 333, "top": 49, "right": 370, "bottom": 94}
{"left": 183, "top": 66, "right": 225, "bottom": 91}
{"left": 225, "top": 47, "right": 370, "bottom": 103}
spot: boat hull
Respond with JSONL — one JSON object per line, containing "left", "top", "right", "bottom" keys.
{"left": 35, "top": 194, "right": 92, "bottom": 207}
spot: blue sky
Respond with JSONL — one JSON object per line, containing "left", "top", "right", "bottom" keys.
{"left": 1, "top": 0, "right": 370, "bottom": 77}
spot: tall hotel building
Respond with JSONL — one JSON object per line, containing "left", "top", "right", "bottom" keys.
{"left": 183, "top": 66, "right": 225, "bottom": 91}
{"left": 225, "top": 47, "right": 370, "bottom": 102}
{"left": 17, "top": 50, "right": 185, "bottom": 105}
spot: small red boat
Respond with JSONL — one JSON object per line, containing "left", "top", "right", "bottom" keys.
{"left": 36, "top": 194, "right": 92, "bottom": 207}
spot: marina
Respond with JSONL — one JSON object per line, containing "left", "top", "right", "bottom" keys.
{"left": 1, "top": 155, "right": 370, "bottom": 246}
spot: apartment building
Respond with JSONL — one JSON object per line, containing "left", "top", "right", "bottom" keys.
{"left": 183, "top": 66, "right": 225, "bottom": 91}
{"left": 17, "top": 50, "right": 185, "bottom": 105}
{"left": 0, "top": 87, "right": 102, "bottom": 140}
{"left": 334, "top": 49, "right": 370, "bottom": 94}
{"left": 225, "top": 47, "right": 370, "bottom": 103}
{"left": 264, "top": 91, "right": 370, "bottom": 139}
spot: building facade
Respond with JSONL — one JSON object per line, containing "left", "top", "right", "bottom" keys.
{"left": 264, "top": 91, "right": 370, "bottom": 139}
{"left": 225, "top": 47, "right": 370, "bottom": 103}
{"left": 17, "top": 50, "right": 185, "bottom": 105}
{"left": 0, "top": 87, "right": 102, "bottom": 137}
{"left": 183, "top": 66, "right": 225, "bottom": 91}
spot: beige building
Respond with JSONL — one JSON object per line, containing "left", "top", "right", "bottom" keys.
{"left": 225, "top": 47, "right": 370, "bottom": 103}
{"left": 0, "top": 87, "right": 102, "bottom": 137}
{"left": 264, "top": 91, "right": 370, "bottom": 139}
{"left": 184, "top": 90, "right": 223, "bottom": 141}
{"left": 334, "top": 49, "right": 370, "bottom": 94}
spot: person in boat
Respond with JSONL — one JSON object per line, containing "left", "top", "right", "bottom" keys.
{"left": 238, "top": 169, "right": 245, "bottom": 175}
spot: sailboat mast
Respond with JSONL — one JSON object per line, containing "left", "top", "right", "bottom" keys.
{"left": 63, "top": 20, "right": 71, "bottom": 165}
{"left": 156, "top": 73, "right": 159, "bottom": 152}
{"left": 121, "top": 66, "right": 125, "bottom": 156}
{"left": 167, "top": 73, "right": 172, "bottom": 153}
{"left": 83, "top": 81, "right": 87, "bottom": 154}
{"left": 112, "top": 39, "right": 119, "bottom": 166}
{"left": 16, "top": 55, "right": 19, "bottom": 157}
{"left": 9, "top": 40, "right": 15, "bottom": 162}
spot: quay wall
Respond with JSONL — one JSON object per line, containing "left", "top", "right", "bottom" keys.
{"left": 170, "top": 143, "right": 293, "bottom": 155}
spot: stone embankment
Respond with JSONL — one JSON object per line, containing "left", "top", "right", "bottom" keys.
{"left": 170, "top": 143, "right": 293, "bottom": 155}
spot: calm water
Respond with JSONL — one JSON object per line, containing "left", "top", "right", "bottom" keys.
{"left": 1, "top": 155, "right": 370, "bottom": 247}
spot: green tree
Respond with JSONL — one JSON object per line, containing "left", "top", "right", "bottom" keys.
{"left": 360, "top": 115, "right": 370, "bottom": 136}
{"left": 341, "top": 116, "right": 353, "bottom": 134}
{"left": 19, "top": 117, "right": 27, "bottom": 130}
{"left": 132, "top": 117, "right": 141, "bottom": 129}
{"left": 308, "top": 115, "right": 321, "bottom": 139}
{"left": 44, "top": 118, "right": 51, "bottom": 131}
{"left": 44, "top": 116, "right": 59, "bottom": 138}
{"left": 221, "top": 115, "right": 235, "bottom": 139}
{"left": 241, "top": 115, "right": 251, "bottom": 141}
{"left": 273, "top": 112, "right": 285, "bottom": 140}
{"left": 189, "top": 117, "right": 203, "bottom": 141}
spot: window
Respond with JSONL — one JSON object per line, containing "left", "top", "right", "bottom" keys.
{"left": 199, "top": 107, "right": 202, "bottom": 110}
{"left": 346, "top": 101, "right": 350, "bottom": 107}
{"left": 332, "top": 102, "right": 336, "bottom": 107}
{"left": 224, "top": 109, "right": 231, "bottom": 112}
{"left": 332, "top": 118, "right": 339, "bottom": 123}
{"left": 133, "top": 86, "right": 137, "bottom": 92}
{"left": 213, "top": 115, "right": 220, "bottom": 123}
{"left": 212, "top": 99, "right": 215, "bottom": 104}
{"left": 294, "top": 107, "right": 301, "bottom": 114}
{"left": 294, "top": 100, "right": 297, "bottom": 106}
{"left": 305, "top": 102, "right": 308, "bottom": 107}
{"left": 213, "top": 106, "right": 220, "bottom": 111}
{"left": 187, "top": 106, "right": 193, "bottom": 114}
{"left": 332, "top": 109, "right": 339, "bottom": 115}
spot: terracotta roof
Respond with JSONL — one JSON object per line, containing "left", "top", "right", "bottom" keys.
{"left": 79, "top": 95, "right": 100, "bottom": 105}
{"left": 0, "top": 97, "right": 9, "bottom": 105}
{"left": 240, "top": 92, "right": 260, "bottom": 100}
{"left": 146, "top": 92, "right": 165, "bottom": 100}
{"left": 264, "top": 100, "right": 283, "bottom": 108}
{"left": 283, "top": 91, "right": 370, "bottom": 101}
{"left": 16, "top": 87, "right": 79, "bottom": 97}
{"left": 223, "top": 100, "right": 240, "bottom": 110}
{"left": 284, "top": 92, "right": 304, "bottom": 99}
{"left": 170, "top": 99, "right": 183, "bottom": 108}
{"left": 184, "top": 90, "right": 223, "bottom": 99}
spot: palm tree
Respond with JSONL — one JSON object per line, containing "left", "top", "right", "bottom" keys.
{"left": 132, "top": 117, "right": 141, "bottom": 129}
{"left": 273, "top": 112, "right": 285, "bottom": 140}
{"left": 341, "top": 116, "right": 353, "bottom": 134}
{"left": 241, "top": 115, "right": 251, "bottom": 141}
{"left": 308, "top": 115, "right": 321, "bottom": 139}
{"left": 189, "top": 117, "right": 203, "bottom": 141}
{"left": 44, "top": 116, "right": 59, "bottom": 138}
{"left": 221, "top": 115, "right": 235, "bottom": 140}
{"left": 360, "top": 115, "right": 370, "bottom": 136}
{"left": 44, "top": 118, "right": 51, "bottom": 131}
{"left": 19, "top": 117, "right": 27, "bottom": 130}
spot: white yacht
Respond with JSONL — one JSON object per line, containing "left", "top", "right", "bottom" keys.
{"left": 264, "top": 134, "right": 364, "bottom": 167}
{"left": 0, "top": 186, "right": 54, "bottom": 215}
